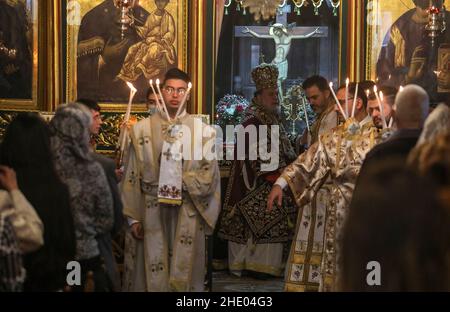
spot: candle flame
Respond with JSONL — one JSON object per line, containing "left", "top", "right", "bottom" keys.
{"left": 379, "top": 91, "right": 384, "bottom": 101}
{"left": 365, "top": 89, "right": 370, "bottom": 97}
{"left": 373, "top": 85, "right": 378, "bottom": 93}
{"left": 156, "top": 79, "right": 160, "bottom": 85}
{"left": 126, "top": 82, "right": 137, "bottom": 92}
{"left": 346, "top": 78, "right": 349, "bottom": 85}
{"left": 329, "top": 82, "right": 333, "bottom": 88}
{"left": 188, "top": 82, "right": 192, "bottom": 89}
{"left": 399, "top": 86, "right": 404, "bottom": 92}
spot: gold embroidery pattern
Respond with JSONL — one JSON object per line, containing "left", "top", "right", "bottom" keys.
{"left": 390, "top": 25, "right": 406, "bottom": 68}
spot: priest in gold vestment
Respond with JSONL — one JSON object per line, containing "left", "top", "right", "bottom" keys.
{"left": 121, "top": 69, "right": 221, "bottom": 292}
{"left": 268, "top": 82, "right": 382, "bottom": 291}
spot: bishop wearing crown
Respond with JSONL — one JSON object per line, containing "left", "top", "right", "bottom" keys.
{"left": 218, "top": 63, "right": 297, "bottom": 279}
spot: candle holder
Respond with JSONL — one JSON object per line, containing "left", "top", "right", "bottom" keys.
{"left": 425, "top": 4, "right": 447, "bottom": 47}
{"left": 114, "top": 0, "right": 136, "bottom": 40}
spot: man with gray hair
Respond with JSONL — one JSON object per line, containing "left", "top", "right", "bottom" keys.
{"left": 359, "top": 84, "right": 430, "bottom": 175}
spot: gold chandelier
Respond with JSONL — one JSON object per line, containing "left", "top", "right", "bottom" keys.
{"left": 224, "top": 0, "right": 341, "bottom": 21}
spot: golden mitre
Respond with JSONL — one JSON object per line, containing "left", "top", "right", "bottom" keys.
{"left": 251, "top": 63, "right": 279, "bottom": 91}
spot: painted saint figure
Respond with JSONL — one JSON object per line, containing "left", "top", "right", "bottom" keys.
{"left": 117, "top": 0, "right": 177, "bottom": 83}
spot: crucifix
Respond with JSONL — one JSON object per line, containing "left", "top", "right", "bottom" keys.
{"left": 235, "top": 5, "right": 328, "bottom": 99}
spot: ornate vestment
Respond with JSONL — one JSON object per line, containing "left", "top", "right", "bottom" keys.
{"left": 282, "top": 117, "right": 381, "bottom": 291}
{"left": 218, "top": 99, "right": 297, "bottom": 276}
{"left": 121, "top": 112, "right": 221, "bottom": 292}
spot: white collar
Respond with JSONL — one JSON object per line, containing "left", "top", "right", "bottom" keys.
{"left": 359, "top": 115, "right": 372, "bottom": 127}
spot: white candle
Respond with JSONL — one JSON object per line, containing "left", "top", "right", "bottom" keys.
{"left": 345, "top": 78, "right": 349, "bottom": 118}
{"left": 149, "top": 79, "right": 163, "bottom": 113}
{"left": 329, "top": 82, "right": 347, "bottom": 120}
{"left": 175, "top": 82, "right": 193, "bottom": 119}
{"left": 351, "top": 83, "right": 359, "bottom": 118}
{"left": 366, "top": 90, "right": 371, "bottom": 117}
{"left": 120, "top": 82, "right": 137, "bottom": 154}
{"left": 125, "top": 82, "right": 137, "bottom": 122}
{"left": 374, "top": 86, "right": 387, "bottom": 129}
{"left": 156, "top": 79, "right": 172, "bottom": 122}
{"left": 379, "top": 91, "right": 388, "bottom": 129}
{"left": 302, "top": 98, "right": 311, "bottom": 133}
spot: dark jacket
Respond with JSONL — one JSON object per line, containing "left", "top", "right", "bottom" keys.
{"left": 358, "top": 128, "right": 422, "bottom": 178}
{"left": 92, "top": 153, "right": 124, "bottom": 291}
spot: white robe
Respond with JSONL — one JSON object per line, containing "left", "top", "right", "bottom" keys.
{"left": 121, "top": 112, "right": 221, "bottom": 292}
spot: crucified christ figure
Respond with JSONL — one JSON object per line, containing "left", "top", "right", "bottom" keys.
{"left": 243, "top": 23, "right": 321, "bottom": 95}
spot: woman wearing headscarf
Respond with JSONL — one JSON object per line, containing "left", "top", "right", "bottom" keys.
{"left": 1, "top": 113, "right": 76, "bottom": 291}
{"left": 49, "top": 103, "right": 114, "bottom": 291}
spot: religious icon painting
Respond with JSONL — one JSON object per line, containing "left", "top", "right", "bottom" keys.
{"left": 0, "top": 0, "right": 44, "bottom": 110}
{"left": 365, "top": 0, "right": 450, "bottom": 103}
{"left": 65, "top": 0, "right": 189, "bottom": 109}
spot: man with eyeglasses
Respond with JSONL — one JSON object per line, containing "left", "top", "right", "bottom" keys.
{"left": 268, "top": 82, "right": 382, "bottom": 292}
{"left": 121, "top": 68, "right": 221, "bottom": 292}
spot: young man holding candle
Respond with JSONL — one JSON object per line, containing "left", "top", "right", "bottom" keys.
{"left": 298, "top": 75, "right": 338, "bottom": 150}
{"left": 366, "top": 86, "right": 397, "bottom": 130}
{"left": 120, "top": 68, "right": 221, "bottom": 292}
{"left": 267, "top": 82, "right": 382, "bottom": 292}
{"left": 359, "top": 85, "right": 429, "bottom": 177}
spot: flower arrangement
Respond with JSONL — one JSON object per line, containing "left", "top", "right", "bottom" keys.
{"left": 215, "top": 94, "right": 249, "bottom": 129}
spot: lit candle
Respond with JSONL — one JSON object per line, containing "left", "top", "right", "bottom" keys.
{"left": 175, "top": 82, "right": 193, "bottom": 118}
{"left": 399, "top": 85, "right": 404, "bottom": 92}
{"left": 374, "top": 86, "right": 387, "bottom": 129}
{"left": 345, "top": 78, "right": 349, "bottom": 118}
{"left": 329, "top": 82, "right": 347, "bottom": 120}
{"left": 149, "top": 79, "right": 163, "bottom": 113}
{"left": 120, "top": 82, "right": 137, "bottom": 156}
{"left": 366, "top": 89, "right": 371, "bottom": 117}
{"left": 351, "top": 83, "right": 359, "bottom": 118}
{"left": 125, "top": 82, "right": 137, "bottom": 122}
{"left": 156, "top": 79, "right": 172, "bottom": 122}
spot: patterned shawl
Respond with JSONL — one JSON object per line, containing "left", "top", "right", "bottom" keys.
{"left": 49, "top": 103, "right": 113, "bottom": 260}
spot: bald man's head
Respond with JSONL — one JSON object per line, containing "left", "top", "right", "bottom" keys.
{"left": 394, "top": 85, "right": 430, "bottom": 129}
